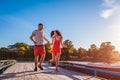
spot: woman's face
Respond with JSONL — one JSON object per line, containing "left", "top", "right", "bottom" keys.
{"left": 54, "top": 31, "right": 57, "bottom": 36}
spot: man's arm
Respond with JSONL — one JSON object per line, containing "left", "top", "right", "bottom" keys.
{"left": 43, "top": 36, "right": 49, "bottom": 44}
{"left": 30, "top": 33, "right": 36, "bottom": 44}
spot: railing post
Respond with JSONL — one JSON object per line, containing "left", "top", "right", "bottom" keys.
{"left": 1, "top": 68, "right": 5, "bottom": 74}
{"left": 94, "top": 70, "right": 97, "bottom": 77}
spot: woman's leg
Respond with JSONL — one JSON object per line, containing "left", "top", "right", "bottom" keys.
{"left": 55, "top": 53, "right": 61, "bottom": 71}
{"left": 49, "top": 54, "right": 56, "bottom": 66}
{"left": 50, "top": 54, "right": 55, "bottom": 62}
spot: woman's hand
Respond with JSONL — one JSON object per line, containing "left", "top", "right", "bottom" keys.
{"left": 49, "top": 43, "right": 53, "bottom": 45}
{"left": 62, "top": 45, "right": 68, "bottom": 48}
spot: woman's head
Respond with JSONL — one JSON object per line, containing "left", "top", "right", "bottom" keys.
{"left": 55, "top": 30, "right": 61, "bottom": 36}
{"left": 50, "top": 30, "right": 62, "bottom": 38}
{"left": 50, "top": 31, "right": 54, "bottom": 37}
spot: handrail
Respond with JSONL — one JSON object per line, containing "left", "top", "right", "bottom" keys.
{"left": 59, "top": 62, "right": 120, "bottom": 79}
{"left": 0, "top": 60, "right": 16, "bottom": 74}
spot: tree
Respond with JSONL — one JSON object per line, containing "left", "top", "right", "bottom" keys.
{"left": 88, "top": 44, "right": 98, "bottom": 58}
{"left": 24, "top": 47, "right": 34, "bottom": 59}
{"left": 14, "top": 42, "right": 29, "bottom": 58}
{"left": 98, "top": 42, "right": 116, "bottom": 63}
{"left": 0, "top": 47, "right": 9, "bottom": 59}
{"left": 45, "top": 43, "right": 52, "bottom": 60}
{"left": 19, "top": 47, "right": 26, "bottom": 54}
{"left": 78, "top": 47, "right": 87, "bottom": 58}
{"left": 61, "top": 40, "right": 76, "bottom": 60}
{"left": 14, "top": 42, "right": 29, "bottom": 49}
{"left": 0, "top": 47, "right": 18, "bottom": 60}
{"left": 63, "top": 40, "right": 76, "bottom": 54}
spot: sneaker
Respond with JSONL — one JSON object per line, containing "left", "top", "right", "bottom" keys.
{"left": 38, "top": 64, "right": 43, "bottom": 70}
{"left": 34, "top": 67, "right": 37, "bottom": 71}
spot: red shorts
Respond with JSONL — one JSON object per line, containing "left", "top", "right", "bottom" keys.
{"left": 34, "top": 45, "right": 45, "bottom": 56}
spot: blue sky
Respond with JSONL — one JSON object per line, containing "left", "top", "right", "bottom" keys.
{"left": 0, "top": 0, "right": 120, "bottom": 51}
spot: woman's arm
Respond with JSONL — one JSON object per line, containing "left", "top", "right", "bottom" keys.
{"left": 60, "top": 37, "right": 67, "bottom": 48}
{"left": 50, "top": 37, "right": 54, "bottom": 45}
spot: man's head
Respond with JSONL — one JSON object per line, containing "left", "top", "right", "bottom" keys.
{"left": 38, "top": 23, "right": 43, "bottom": 30}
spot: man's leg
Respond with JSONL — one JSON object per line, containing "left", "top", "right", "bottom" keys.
{"left": 39, "top": 53, "right": 46, "bottom": 65}
{"left": 38, "top": 46, "right": 46, "bottom": 70}
{"left": 34, "top": 55, "right": 38, "bottom": 71}
{"left": 38, "top": 52, "right": 46, "bottom": 70}
{"left": 35, "top": 56, "right": 38, "bottom": 67}
{"left": 34, "top": 46, "right": 39, "bottom": 71}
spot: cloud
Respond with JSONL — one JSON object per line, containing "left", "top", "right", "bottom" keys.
{"left": 100, "top": 0, "right": 120, "bottom": 29}
{"left": 100, "top": 0, "right": 118, "bottom": 19}
{"left": 100, "top": 0, "right": 120, "bottom": 51}
{"left": 102, "top": 0, "right": 115, "bottom": 7}
{"left": 100, "top": 7, "right": 116, "bottom": 19}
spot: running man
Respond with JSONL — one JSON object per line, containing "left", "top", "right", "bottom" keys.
{"left": 30, "top": 23, "right": 49, "bottom": 71}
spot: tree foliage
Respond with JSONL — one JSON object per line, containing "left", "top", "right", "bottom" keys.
{"left": 61, "top": 40, "right": 76, "bottom": 60}
{"left": 0, "top": 41, "right": 120, "bottom": 63}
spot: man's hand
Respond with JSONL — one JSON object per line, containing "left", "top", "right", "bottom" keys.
{"left": 33, "top": 41, "right": 37, "bottom": 44}
{"left": 47, "top": 41, "right": 50, "bottom": 45}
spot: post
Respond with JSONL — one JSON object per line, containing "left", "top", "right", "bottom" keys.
{"left": 94, "top": 70, "right": 97, "bottom": 77}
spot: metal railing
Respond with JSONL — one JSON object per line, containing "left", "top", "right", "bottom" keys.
{"left": 0, "top": 60, "right": 16, "bottom": 74}
{"left": 59, "top": 62, "right": 120, "bottom": 79}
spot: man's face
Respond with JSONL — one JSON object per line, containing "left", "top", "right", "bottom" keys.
{"left": 38, "top": 25, "right": 43, "bottom": 30}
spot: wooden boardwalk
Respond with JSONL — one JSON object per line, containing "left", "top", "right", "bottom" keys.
{"left": 0, "top": 62, "right": 106, "bottom": 80}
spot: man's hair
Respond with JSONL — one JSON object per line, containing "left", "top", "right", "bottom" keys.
{"left": 38, "top": 23, "right": 43, "bottom": 26}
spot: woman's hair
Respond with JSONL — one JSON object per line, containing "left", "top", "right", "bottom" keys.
{"left": 50, "top": 30, "right": 63, "bottom": 38}
{"left": 55, "top": 30, "right": 62, "bottom": 37}
{"left": 50, "top": 31, "right": 54, "bottom": 37}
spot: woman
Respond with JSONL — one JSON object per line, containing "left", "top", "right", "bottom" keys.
{"left": 49, "top": 30, "right": 67, "bottom": 71}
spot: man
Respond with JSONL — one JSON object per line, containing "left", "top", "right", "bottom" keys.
{"left": 30, "top": 23, "right": 49, "bottom": 71}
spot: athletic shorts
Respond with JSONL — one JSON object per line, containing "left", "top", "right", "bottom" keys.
{"left": 34, "top": 45, "right": 45, "bottom": 56}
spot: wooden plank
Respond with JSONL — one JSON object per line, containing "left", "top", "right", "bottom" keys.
{"left": 1, "top": 64, "right": 18, "bottom": 80}
{"left": 31, "top": 63, "right": 52, "bottom": 80}
{"left": 24, "top": 62, "right": 38, "bottom": 80}
{"left": 1, "top": 62, "right": 107, "bottom": 80}
{"left": 12, "top": 63, "right": 25, "bottom": 80}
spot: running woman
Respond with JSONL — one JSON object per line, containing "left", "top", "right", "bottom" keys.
{"left": 49, "top": 30, "right": 67, "bottom": 71}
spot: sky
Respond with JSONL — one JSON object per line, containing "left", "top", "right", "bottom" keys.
{"left": 0, "top": 0, "right": 120, "bottom": 51}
